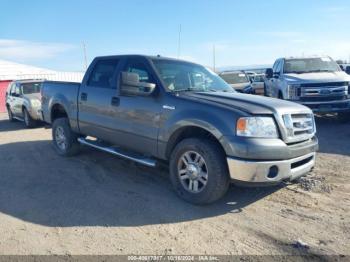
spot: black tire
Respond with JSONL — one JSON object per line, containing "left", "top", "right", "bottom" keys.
{"left": 7, "top": 106, "right": 15, "bottom": 122}
{"left": 278, "top": 91, "right": 283, "bottom": 99}
{"left": 23, "top": 108, "right": 37, "bottom": 128}
{"left": 337, "top": 112, "right": 350, "bottom": 123}
{"left": 52, "top": 118, "right": 80, "bottom": 156}
{"left": 169, "top": 138, "right": 230, "bottom": 205}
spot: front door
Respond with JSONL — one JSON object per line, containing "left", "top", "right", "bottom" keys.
{"left": 112, "top": 57, "right": 162, "bottom": 156}
{"left": 11, "top": 84, "right": 23, "bottom": 117}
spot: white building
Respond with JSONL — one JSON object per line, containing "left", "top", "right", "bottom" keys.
{"left": 0, "top": 59, "right": 84, "bottom": 82}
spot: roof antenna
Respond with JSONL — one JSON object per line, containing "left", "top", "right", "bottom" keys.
{"left": 177, "top": 24, "right": 182, "bottom": 59}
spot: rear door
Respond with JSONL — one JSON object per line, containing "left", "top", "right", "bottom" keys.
{"left": 78, "top": 58, "right": 122, "bottom": 140}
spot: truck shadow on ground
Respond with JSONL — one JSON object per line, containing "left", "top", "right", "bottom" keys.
{"left": 314, "top": 115, "right": 350, "bottom": 156}
{"left": 0, "top": 119, "right": 44, "bottom": 132}
{"left": 0, "top": 140, "right": 281, "bottom": 227}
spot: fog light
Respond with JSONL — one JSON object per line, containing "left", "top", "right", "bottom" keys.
{"left": 267, "top": 165, "right": 279, "bottom": 179}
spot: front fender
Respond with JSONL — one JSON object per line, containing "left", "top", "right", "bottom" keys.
{"left": 157, "top": 108, "right": 238, "bottom": 159}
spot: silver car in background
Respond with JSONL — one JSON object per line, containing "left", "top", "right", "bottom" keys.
{"left": 5, "top": 80, "right": 43, "bottom": 128}
{"left": 219, "top": 70, "right": 253, "bottom": 93}
{"left": 251, "top": 74, "right": 265, "bottom": 95}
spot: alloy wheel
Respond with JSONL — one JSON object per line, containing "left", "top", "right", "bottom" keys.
{"left": 177, "top": 151, "right": 208, "bottom": 193}
{"left": 55, "top": 126, "right": 67, "bottom": 151}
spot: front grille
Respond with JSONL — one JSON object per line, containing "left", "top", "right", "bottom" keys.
{"left": 300, "top": 82, "right": 348, "bottom": 87}
{"left": 282, "top": 113, "right": 315, "bottom": 143}
{"left": 298, "top": 82, "right": 348, "bottom": 103}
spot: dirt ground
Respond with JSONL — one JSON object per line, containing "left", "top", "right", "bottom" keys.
{"left": 0, "top": 112, "right": 349, "bottom": 256}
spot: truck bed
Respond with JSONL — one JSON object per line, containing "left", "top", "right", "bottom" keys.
{"left": 41, "top": 81, "right": 81, "bottom": 125}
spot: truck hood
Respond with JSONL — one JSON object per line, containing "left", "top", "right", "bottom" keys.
{"left": 284, "top": 71, "right": 350, "bottom": 84}
{"left": 184, "top": 92, "right": 311, "bottom": 115}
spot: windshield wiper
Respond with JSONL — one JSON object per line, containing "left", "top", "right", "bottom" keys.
{"left": 307, "top": 69, "right": 334, "bottom": 73}
{"left": 174, "top": 88, "right": 203, "bottom": 93}
{"left": 286, "top": 71, "right": 306, "bottom": 74}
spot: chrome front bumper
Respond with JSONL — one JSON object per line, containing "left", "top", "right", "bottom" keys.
{"left": 227, "top": 152, "right": 315, "bottom": 183}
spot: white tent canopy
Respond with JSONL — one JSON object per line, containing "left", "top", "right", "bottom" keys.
{"left": 0, "top": 59, "right": 84, "bottom": 82}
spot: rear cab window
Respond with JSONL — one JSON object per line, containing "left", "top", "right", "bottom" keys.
{"left": 21, "top": 82, "right": 42, "bottom": 94}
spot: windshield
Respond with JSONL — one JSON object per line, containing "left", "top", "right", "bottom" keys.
{"left": 283, "top": 57, "right": 341, "bottom": 74}
{"left": 21, "top": 83, "right": 41, "bottom": 94}
{"left": 152, "top": 59, "right": 234, "bottom": 92}
{"left": 220, "top": 72, "right": 249, "bottom": 84}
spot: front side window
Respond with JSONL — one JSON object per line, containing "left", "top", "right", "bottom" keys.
{"left": 152, "top": 59, "right": 234, "bottom": 92}
{"left": 9, "top": 83, "right": 16, "bottom": 96}
{"left": 21, "top": 83, "right": 41, "bottom": 94}
{"left": 284, "top": 57, "right": 341, "bottom": 74}
{"left": 88, "top": 59, "right": 120, "bottom": 88}
{"left": 124, "top": 61, "right": 153, "bottom": 83}
{"left": 272, "top": 60, "right": 280, "bottom": 72}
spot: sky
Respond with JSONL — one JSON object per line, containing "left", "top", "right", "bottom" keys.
{"left": 0, "top": 0, "right": 349, "bottom": 71}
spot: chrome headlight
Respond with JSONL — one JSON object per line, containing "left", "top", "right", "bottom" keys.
{"left": 31, "top": 99, "right": 41, "bottom": 107}
{"left": 236, "top": 117, "right": 278, "bottom": 138}
{"left": 287, "top": 84, "right": 300, "bottom": 100}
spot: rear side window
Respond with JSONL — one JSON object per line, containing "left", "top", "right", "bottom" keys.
{"left": 88, "top": 59, "right": 120, "bottom": 88}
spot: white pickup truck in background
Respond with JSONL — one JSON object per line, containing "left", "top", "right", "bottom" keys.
{"left": 264, "top": 56, "right": 350, "bottom": 121}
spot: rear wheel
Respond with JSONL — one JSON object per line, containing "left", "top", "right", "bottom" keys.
{"left": 52, "top": 118, "right": 80, "bottom": 156}
{"left": 169, "top": 138, "right": 230, "bottom": 205}
{"left": 7, "top": 106, "right": 15, "bottom": 122}
{"left": 23, "top": 108, "right": 37, "bottom": 128}
{"left": 278, "top": 91, "right": 284, "bottom": 99}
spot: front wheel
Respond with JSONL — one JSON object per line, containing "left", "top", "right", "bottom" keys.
{"left": 52, "top": 118, "right": 80, "bottom": 156}
{"left": 7, "top": 106, "right": 15, "bottom": 122}
{"left": 169, "top": 138, "right": 230, "bottom": 205}
{"left": 23, "top": 108, "right": 37, "bottom": 128}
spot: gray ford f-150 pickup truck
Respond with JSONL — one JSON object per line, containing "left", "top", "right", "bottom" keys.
{"left": 41, "top": 55, "right": 318, "bottom": 204}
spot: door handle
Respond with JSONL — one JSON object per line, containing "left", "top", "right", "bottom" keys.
{"left": 111, "top": 97, "right": 120, "bottom": 106}
{"left": 81, "top": 92, "right": 88, "bottom": 101}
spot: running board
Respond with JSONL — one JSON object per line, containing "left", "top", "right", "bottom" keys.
{"left": 77, "top": 137, "right": 157, "bottom": 167}
{"left": 13, "top": 116, "right": 24, "bottom": 122}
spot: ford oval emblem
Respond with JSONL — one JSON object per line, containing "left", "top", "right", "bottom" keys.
{"left": 320, "top": 89, "right": 331, "bottom": 95}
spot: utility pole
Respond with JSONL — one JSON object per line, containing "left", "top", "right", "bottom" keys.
{"left": 177, "top": 24, "right": 182, "bottom": 59}
{"left": 213, "top": 44, "right": 216, "bottom": 72}
{"left": 82, "top": 42, "right": 88, "bottom": 71}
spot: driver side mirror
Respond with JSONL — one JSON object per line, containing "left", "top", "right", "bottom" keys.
{"left": 120, "top": 72, "right": 156, "bottom": 96}
{"left": 346, "top": 66, "right": 350, "bottom": 75}
{"left": 265, "top": 68, "right": 273, "bottom": 79}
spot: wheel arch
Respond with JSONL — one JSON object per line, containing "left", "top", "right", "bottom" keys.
{"left": 165, "top": 125, "right": 227, "bottom": 160}
{"left": 50, "top": 103, "right": 68, "bottom": 123}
